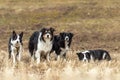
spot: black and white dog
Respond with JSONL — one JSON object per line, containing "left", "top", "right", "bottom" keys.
{"left": 28, "top": 27, "right": 55, "bottom": 64}
{"left": 8, "top": 31, "right": 23, "bottom": 63}
{"left": 51, "top": 32, "right": 74, "bottom": 61}
{"left": 76, "top": 49, "right": 111, "bottom": 62}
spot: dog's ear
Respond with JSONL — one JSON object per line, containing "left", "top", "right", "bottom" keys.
{"left": 40, "top": 28, "right": 46, "bottom": 33}
{"left": 60, "top": 32, "right": 65, "bottom": 36}
{"left": 19, "top": 32, "right": 23, "bottom": 38}
{"left": 50, "top": 27, "right": 55, "bottom": 32}
{"left": 60, "top": 33, "right": 62, "bottom": 36}
{"left": 69, "top": 33, "right": 74, "bottom": 37}
{"left": 12, "top": 30, "right": 16, "bottom": 35}
{"left": 12, "top": 30, "right": 17, "bottom": 37}
{"left": 12, "top": 31, "right": 17, "bottom": 39}
{"left": 76, "top": 53, "right": 79, "bottom": 55}
{"left": 60, "top": 32, "right": 65, "bottom": 39}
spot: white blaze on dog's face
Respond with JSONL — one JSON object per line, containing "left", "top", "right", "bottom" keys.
{"left": 82, "top": 51, "right": 90, "bottom": 62}
{"left": 40, "top": 28, "right": 55, "bottom": 42}
{"left": 65, "top": 36, "right": 69, "bottom": 42}
{"left": 10, "top": 31, "right": 23, "bottom": 47}
{"left": 44, "top": 30, "right": 52, "bottom": 39}
{"left": 59, "top": 32, "right": 74, "bottom": 51}
{"left": 60, "top": 32, "right": 73, "bottom": 42}
{"left": 82, "top": 53, "right": 88, "bottom": 62}
{"left": 77, "top": 50, "right": 90, "bottom": 62}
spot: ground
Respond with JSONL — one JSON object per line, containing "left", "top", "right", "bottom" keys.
{"left": 0, "top": 0, "right": 120, "bottom": 80}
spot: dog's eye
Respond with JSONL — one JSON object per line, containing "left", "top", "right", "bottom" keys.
{"left": 45, "top": 31, "right": 48, "bottom": 33}
{"left": 47, "top": 30, "right": 51, "bottom": 33}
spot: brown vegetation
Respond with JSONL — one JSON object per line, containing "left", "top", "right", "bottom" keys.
{"left": 0, "top": 0, "right": 120, "bottom": 80}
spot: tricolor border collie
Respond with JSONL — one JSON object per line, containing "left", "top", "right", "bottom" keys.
{"left": 76, "top": 49, "right": 111, "bottom": 62}
{"left": 51, "top": 32, "right": 74, "bottom": 61}
{"left": 28, "top": 27, "right": 55, "bottom": 64}
{"left": 8, "top": 31, "right": 23, "bottom": 63}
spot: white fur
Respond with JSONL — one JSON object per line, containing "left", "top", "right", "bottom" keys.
{"left": 59, "top": 41, "right": 69, "bottom": 61}
{"left": 35, "top": 32, "right": 53, "bottom": 64}
{"left": 90, "top": 55, "right": 94, "bottom": 61}
{"left": 11, "top": 46, "right": 16, "bottom": 63}
{"left": 103, "top": 53, "right": 106, "bottom": 59}
{"left": 82, "top": 53, "right": 88, "bottom": 62}
{"left": 57, "top": 55, "right": 60, "bottom": 61}
{"left": 45, "top": 33, "right": 51, "bottom": 38}
{"left": 81, "top": 50, "right": 90, "bottom": 62}
{"left": 82, "top": 50, "right": 89, "bottom": 54}
{"left": 65, "top": 36, "right": 69, "bottom": 41}
{"left": 11, "top": 35, "right": 20, "bottom": 46}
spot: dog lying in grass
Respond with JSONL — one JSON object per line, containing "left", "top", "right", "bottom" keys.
{"left": 76, "top": 49, "right": 111, "bottom": 62}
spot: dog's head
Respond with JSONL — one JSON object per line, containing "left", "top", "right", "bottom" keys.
{"left": 76, "top": 52, "right": 84, "bottom": 60}
{"left": 76, "top": 51, "right": 91, "bottom": 62}
{"left": 60, "top": 32, "right": 74, "bottom": 44}
{"left": 40, "top": 27, "right": 55, "bottom": 42}
{"left": 11, "top": 31, "right": 23, "bottom": 47}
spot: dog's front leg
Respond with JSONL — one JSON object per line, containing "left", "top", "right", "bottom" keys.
{"left": 32, "top": 51, "right": 35, "bottom": 61}
{"left": 11, "top": 51, "right": 16, "bottom": 63}
{"left": 63, "top": 53, "right": 67, "bottom": 61}
{"left": 35, "top": 50, "right": 40, "bottom": 64}
{"left": 11, "top": 46, "right": 16, "bottom": 63}
{"left": 47, "top": 52, "right": 50, "bottom": 62}
{"left": 57, "top": 55, "right": 60, "bottom": 61}
{"left": 18, "top": 46, "right": 22, "bottom": 62}
{"left": 56, "top": 50, "right": 61, "bottom": 61}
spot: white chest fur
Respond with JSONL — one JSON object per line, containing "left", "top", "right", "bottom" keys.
{"left": 60, "top": 41, "right": 69, "bottom": 55}
{"left": 37, "top": 32, "right": 52, "bottom": 53}
{"left": 37, "top": 40, "right": 52, "bottom": 53}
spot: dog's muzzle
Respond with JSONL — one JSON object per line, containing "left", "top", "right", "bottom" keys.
{"left": 47, "top": 34, "right": 50, "bottom": 38}
{"left": 15, "top": 42, "right": 20, "bottom": 48}
{"left": 65, "top": 37, "right": 69, "bottom": 41}
{"left": 45, "top": 34, "right": 51, "bottom": 39}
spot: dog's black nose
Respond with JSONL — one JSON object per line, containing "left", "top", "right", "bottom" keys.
{"left": 66, "top": 38, "right": 69, "bottom": 40}
{"left": 65, "top": 37, "right": 69, "bottom": 41}
{"left": 17, "top": 41, "right": 18, "bottom": 43}
{"left": 47, "top": 35, "right": 49, "bottom": 38}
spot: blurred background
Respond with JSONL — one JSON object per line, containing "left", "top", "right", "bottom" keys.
{"left": 0, "top": 0, "right": 120, "bottom": 52}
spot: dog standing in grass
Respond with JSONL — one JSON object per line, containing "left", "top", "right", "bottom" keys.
{"left": 51, "top": 32, "right": 74, "bottom": 61}
{"left": 28, "top": 28, "right": 55, "bottom": 64}
{"left": 8, "top": 31, "right": 23, "bottom": 63}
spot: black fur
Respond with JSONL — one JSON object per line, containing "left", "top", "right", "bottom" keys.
{"left": 76, "top": 49, "right": 111, "bottom": 62}
{"left": 8, "top": 38, "right": 12, "bottom": 59}
{"left": 90, "top": 49, "right": 111, "bottom": 61}
{"left": 8, "top": 31, "right": 23, "bottom": 63}
{"left": 76, "top": 52, "right": 91, "bottom": 61}
{"left": 28, "top": 27, "right": 55, "bottom": 57}
{"left": 51, "top": 32, "right": 74, "bottom": 60}
{"left": 28, "top": 31, "right": 39, "bottom": 56}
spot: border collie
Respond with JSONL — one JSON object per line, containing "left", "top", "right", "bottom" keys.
{"left": 76, "top": 49, "right": 111, "bottom": 62}
{"left": 8, "top": 31, "right": 23, "bottom": 63}
{"left": 28, "top": 27, "right": 55, "bottom": 64}
{"left": 51, "top": 32, "right": 74, "bottom": 61}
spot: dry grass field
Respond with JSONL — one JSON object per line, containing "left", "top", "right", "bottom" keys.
{"left": 0, "top": 0, "right": 120, "bottom": 80}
